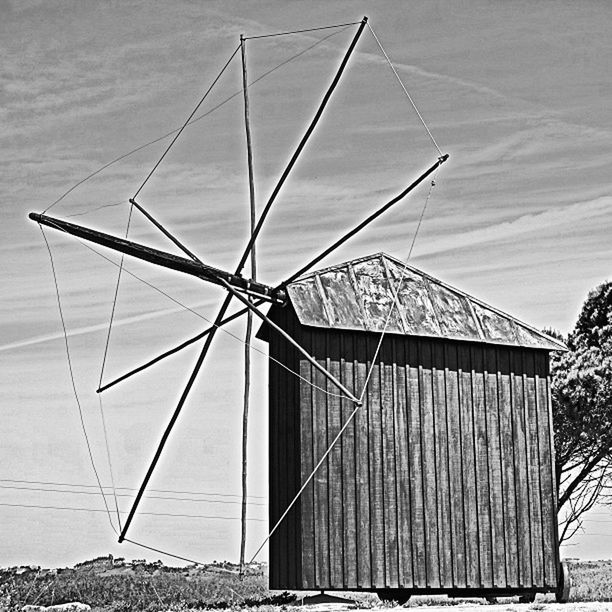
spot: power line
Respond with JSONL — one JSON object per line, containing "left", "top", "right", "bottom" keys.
{"left": 0, "top": 502, "right": 266, "bottom": 522}
{"left": 0, "top": 484, "right": 267, "bottom": 507}
{"left": 0, "top": 478, "right": 266, "bottom": 500}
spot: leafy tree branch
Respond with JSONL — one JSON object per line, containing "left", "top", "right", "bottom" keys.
{"left": 550, "top": 281, "right": 612, "bottom": 544}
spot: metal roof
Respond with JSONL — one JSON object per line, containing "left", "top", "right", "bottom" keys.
{"left": 285, "top": 253, "right": 566, "bottom": 351}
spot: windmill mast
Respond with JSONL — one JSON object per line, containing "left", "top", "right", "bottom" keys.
{"left": 239, "top": 32, "right": 257, "bottom": 576}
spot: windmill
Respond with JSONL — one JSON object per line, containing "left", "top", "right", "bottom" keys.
{"left": 28, "top": 15, "right": 569, "bottom": 603}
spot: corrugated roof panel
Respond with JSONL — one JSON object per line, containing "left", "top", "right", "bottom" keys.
{"left": 318, "top": 269, "right": 364, "bottom": 329}
{"left": 514, "top": 322, "right": 559, "bottom": 350}
{"left": 352, "top": 257, "right": 404, "bottom": 333}
{"left": 385, "top": 259, "right": 441, "bottom": 336}
{"left": 471, "top": 301, "right": 518, "bottom": 344}
{"left": 286, "top": 280, "right": 329, "bottom": 327}
{"left": 429, "top": 282, "right": 482, "bottom": 340}
{"left": 285, "top": 253, "right": 566, "bottom": 351}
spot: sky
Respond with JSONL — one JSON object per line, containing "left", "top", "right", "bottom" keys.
{"left": 1, "top": 0, "right": 611, "bottom": 569}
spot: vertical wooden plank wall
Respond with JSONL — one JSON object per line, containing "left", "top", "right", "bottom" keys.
{"left": 268, "top": 306, "right": 301, "bottom": 589}
{"left": 268, "top": 311, "right": 558, "bottom": 592}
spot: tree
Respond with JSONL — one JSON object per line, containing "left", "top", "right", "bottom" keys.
{"left": 550, "top": 280, "right": 612, "bottom": 543}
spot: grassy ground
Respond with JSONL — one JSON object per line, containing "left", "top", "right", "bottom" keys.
{"left": 2, "top": 559, "right": 612, "bottom": 610}
{"left": 563, "top": 560, "right": 612, "bottom": 602}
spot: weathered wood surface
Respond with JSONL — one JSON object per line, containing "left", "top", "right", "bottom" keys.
{"left": 268, "top": 307, "right": 559, "bottom": 592}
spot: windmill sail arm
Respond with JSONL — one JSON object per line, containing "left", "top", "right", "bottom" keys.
{"left": 29, "top": 212, "right": 285, "bottom": 304}
{"left": 283, "top": 153, "right": 449, "bottom": 285}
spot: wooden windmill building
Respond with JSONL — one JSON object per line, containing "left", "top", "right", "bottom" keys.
{"left": 26, "top": 14, "right": 569, "bottom": 601}
{"left": 259, "top": 252, "right": 566, "bottom": 600}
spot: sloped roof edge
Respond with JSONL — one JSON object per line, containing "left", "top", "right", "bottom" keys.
{"left": 285, "top": 252, "right": 567, "bottom": 352}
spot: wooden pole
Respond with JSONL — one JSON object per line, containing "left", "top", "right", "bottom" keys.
{"left": 239, "top": 33, "right": 257, "bottom": 576}
{"left": 129, "top": 198, "right": 202, "bottom": 263}
{"left": 285, "top": 153, "right": 449, "bottom": 284}
{"left": 28, "top": 212, "right": 283, "bottom": 303}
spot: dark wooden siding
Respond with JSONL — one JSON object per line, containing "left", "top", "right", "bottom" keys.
{"left": 268, "top": 307, "right": 559, "bottom": 592}
{"left": 268, "top": 306, "right": 301, "bottom": 589}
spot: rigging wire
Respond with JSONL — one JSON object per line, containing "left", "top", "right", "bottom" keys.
{"left": 132, "top": 44, "right": 240, "bottom": 200}
{"left": 367, "top": 22, "right": 443, "bottom": 157}
{"left": 97, "top": 203, "right": 137, "bottom": 531}
{"left": 122, "top": 538, "right": 232, "bottom": 570}
{"left": 38, "top": 226, "right": 119, "bottom": 536}
{"left": 65, "top": 201, "right": 124, "bottom": 218}
{"left": 357, "top": 173, "right": 438, "bottom": 402}
{"left": 249, "top": 175, "right": 439, "bottom": 564}
{"left": 98, "top": 395, "right": 122, "bottom": 530}
{"left": 244, "top": 21, "right": 360, "bottom": 40}
{"left": 42, "top": 28, "right": 347, "bottom": 216}
{"left": 248, "top": 399, "right": 362, "bottom": 564}
{"left": 98, "top": 203, "right": 134, "bottom": 389}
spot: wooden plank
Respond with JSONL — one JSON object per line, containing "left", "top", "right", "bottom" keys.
{"left": 472, "top": 344, "right": 493, "bottom": 588}
{"left": 484, "top": 346, "right": 506, "bottom": 587}
{"left": 511, "top": 349, "right": 532, "bottom": 587}
{"left": 299, "top": 326, "right": 316, "bottom": 589}
{"left": 459, "top": 343, "right": 479, "bottom": 588}
{"left": 498, "top": 347, "right": 519, "bottom": 587}
{"left": 408, "top": 338, "right": 427, "bottom": 587}
{"left": 535, "top": 351, "right": 558, "bottom": 589}
{"left": 381, "top": 337, "right": 399, "bottom": 588}
{"left": 274, "top": 314, "right": 292, "bottom": 588}
{"left": 355, "top": 332, "right": 372, "bottom": 587}
{"left": 394, "top": 337, "right": 413, "bottom": 587}
{"left": 546, "top": 352, "right": 561, "bottom": 586}
{"left": 327, "top": 331, "right": 344, "bottom": 588}
{"left": 291, "top": 311, "right": 304, "bottom": 589}
{"left": 292, "top": 313, "right": 304, "bottom": 588}
{"left": 292, "top": 313, "right": 303, "bottom": 588}
{"left": 523, "top": 350, "right": 544, "bottom": 587}
{"left": 312, "top": 329, "right": 330, "bottom": 589}
{"left": 445, "top": 342, "right": 466, "bottom": 588}
{"left": 341, "top": 332, "right": 358, "bottom": 588}
{"left": 367, "top": 333, "right": 386, "bottom": 587}
{"left": 268, "top": 319, "right": 279, "bottom": 588}
{"left": 419, "top": 339, "right": 441, "bottom": 587}
{"left": 432, "top": 340, "right": 452, "bottom": 587}
{"left": 281, "top": 311, "right": 293, "bottom": 588}
{"left": 484, "top": 345, "right": 506, "bottom": 587}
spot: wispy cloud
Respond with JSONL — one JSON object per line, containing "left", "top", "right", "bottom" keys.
{"left": 413, "top": 196, "right": 612, "bottom": 257}
{"left": 0, "top": 299, "right": 214, "bottom": 354}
